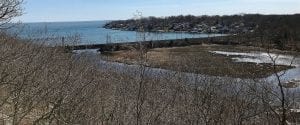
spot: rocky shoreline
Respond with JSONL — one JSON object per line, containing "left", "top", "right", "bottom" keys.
{"left": 69, "top": 33, "right": 300, "bottom": 53}
{"left": 70, "top": 36, "right": 235, "bottom": 52}
{"left": 104, "top": 20, "right": 255, "bottom": 34}
{"left": 103, "top": 15, "right": 264, "bottom": 34}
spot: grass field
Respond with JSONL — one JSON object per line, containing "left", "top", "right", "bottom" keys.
{"left": 103, "top": 44, "right": 295, "bottom": 78}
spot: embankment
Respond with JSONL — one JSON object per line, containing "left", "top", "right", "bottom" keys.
{"left": 69, "top": 34, "right": 300, "bottom": 52}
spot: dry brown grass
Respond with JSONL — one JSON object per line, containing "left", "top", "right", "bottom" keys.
{"left": 103, "top": 44, "right": 293, "bottom": 78}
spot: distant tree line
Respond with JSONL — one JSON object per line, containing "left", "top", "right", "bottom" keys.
{"left": 104, "top": 14, "right": 300, "bottom": 50}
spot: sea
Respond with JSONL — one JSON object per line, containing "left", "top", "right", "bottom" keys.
{"left": 11, "top": 21, "right": 224, "bottom": 45}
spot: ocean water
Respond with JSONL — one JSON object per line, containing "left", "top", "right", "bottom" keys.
{"left": 13, "top": 21, "right": 223, "bottom": 45}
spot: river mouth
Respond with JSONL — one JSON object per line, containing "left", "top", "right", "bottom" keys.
{"left": 101, "top": 44, "right": 295, "bottom": 78}
{"left": 73, "top": 44, "right": 300, "bottom": 89}
{"left": 210, "top": 50, "right": 300, "bottom": 87}
{"left": 210, "top": 51, "right": 299, "bottom": 67}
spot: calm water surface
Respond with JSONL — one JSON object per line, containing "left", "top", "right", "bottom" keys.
{"left": 15, "top": 21, "right": 224, "bottom": 45}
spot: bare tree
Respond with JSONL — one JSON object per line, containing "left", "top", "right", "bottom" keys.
{"left": 0, "top": 0, "right": 23, "bottom": 29}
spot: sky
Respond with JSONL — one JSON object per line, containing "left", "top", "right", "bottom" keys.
{"left": 18, "top": 0, "right": 300, "bottom": 22}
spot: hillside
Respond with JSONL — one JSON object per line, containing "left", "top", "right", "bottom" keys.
{"left": 104, "top": 14, "right": 300, "bottom": 37}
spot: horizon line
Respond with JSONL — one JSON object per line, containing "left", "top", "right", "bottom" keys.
{"left": 20, "top": 13, "right": 300, "bottom": 23}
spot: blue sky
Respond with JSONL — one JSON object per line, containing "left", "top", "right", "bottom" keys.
{"left": 19, "top": 0, "right": 300, "bottom": 22}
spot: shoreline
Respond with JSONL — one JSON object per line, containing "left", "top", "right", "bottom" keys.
{"left": 100, "top": 44, "right": 298, "bottom": 79}
{"left": 103, "top": 27, "right": 223, "bottom": 34}
{"left": 69, "top": 35, "right": 235, "bottom": 52}
{"left": 68, "top": 33, "right": 300, "bottom": 53}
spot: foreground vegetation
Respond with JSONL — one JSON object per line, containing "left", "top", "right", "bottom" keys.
{"left": 0, "top": 0, "right": 299, "bottom": 124}
{"left": 0, "top": 33, "right": 300, "bottom": 124}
